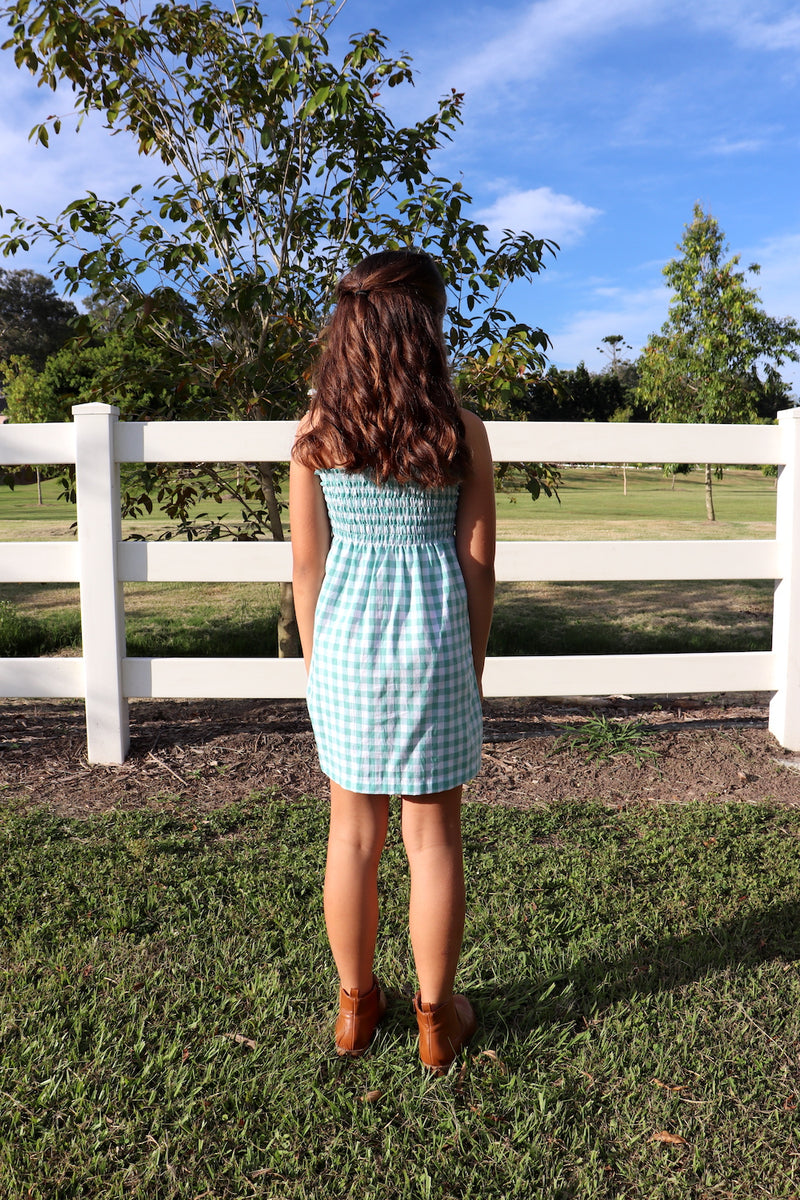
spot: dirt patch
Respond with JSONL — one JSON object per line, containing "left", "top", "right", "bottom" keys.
{"left": 1, "top": 693, "right": 798, "bottom": 817}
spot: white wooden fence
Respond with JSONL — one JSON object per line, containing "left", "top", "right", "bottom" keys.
{"left": 1, "top": 402, "right": 799, "bottom": 763}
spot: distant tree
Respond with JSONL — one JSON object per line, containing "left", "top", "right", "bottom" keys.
{"left": 523, "top": 362, "right": 629, "bottom": 423}
{"left": 80, "top": 287, "right": 129, "bottom": 335}
{"left": 1, "top": 332, "right": 218, "bottom": 516}
{"left": 637, "top": 204, "right": 800, "bottom": 520}
{"left": 0, "top": 0, "right": 557, "bottom": 653}
{"left": 596, "top": 335, "right": 644, "bottom": 493}
{"left": 0, "top": 352, "right": 68, "bottom": 502}
{"left": 610, "top": 358, "right": 642, "bottom": 398}
{"left": 597, "top": 334, "right": 631, "bottom": 377}
{"left": 0, "top": 269, "right": 78, "bottom": 371}
{"left": 0, "top": 333, "right": 202, "bottom": 424}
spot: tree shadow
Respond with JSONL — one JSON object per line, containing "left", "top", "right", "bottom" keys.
{"left": 478, "top": 897, "right": 800, "bottom": 1035}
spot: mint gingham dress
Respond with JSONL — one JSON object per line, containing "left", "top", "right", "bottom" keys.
{"left": 306, "top": 470, "right": 483, "bottom": 795}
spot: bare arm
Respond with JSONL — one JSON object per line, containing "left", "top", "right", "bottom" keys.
{"left": 289, "top": 449, "right": 331, "bottom": 672}
{"left": 455, "top": 410, "right": 496, "bottom": 693}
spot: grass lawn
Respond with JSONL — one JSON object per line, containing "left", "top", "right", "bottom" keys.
{"left": 0, "top": 467, "right": 779, "bottom": 540}
{"left": 1, "top": 795, "right": 799, "bottom": 1198}
{"left": 496, "top": 466, "right": 777, "bottom": 541}
{"left": 0, "top": 469, "right": 779, "bottom": 659}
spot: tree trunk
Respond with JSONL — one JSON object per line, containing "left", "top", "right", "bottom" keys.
{"left": 704, "top": 463, "right": 716, "bottom": 521}
{"left": 256, "top": 462, "right": 301, "bottom": 658}
{"left": 278, "top": 581, "right": 299, "bottom": 658}
{"left": 622, "top": 463, "right": 628, "bottom": 496}
{"left": 36, "top": 466, "right": 43, "bottom": 506}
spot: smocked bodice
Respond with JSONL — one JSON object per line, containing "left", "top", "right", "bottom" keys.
{"left": 317, "top": 470, "right": 458, "bottom": 547}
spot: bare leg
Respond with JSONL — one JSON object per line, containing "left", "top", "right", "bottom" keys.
{"left": 324, "top": 781, "right": 390, "bottom": 994}
{"left": 401, "top": 785, "right": 465, "bottom": 1006}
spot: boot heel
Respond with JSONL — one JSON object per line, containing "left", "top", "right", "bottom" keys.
{"left": 414, "top": 992, "right": 476, "bottom": 1073}
{"left": 334, "top": 977, "right": 387, "bottom": 1056}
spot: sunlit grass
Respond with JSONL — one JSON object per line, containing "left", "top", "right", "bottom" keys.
{"left": 1, "top": 796, "right": 799, "bottom": 1198}
{"left": 496, "top": 466, "right": 776, "bottom": 540}
{"left": 0, "top": 467, "right": 778, "bottom": 541}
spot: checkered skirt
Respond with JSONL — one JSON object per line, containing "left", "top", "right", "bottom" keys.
{"left": 305, "top": 471, "right": 483, "bottom": 794}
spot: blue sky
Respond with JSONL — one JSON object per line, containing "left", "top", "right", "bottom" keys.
{"left": 2, "top": 0, "right": 800, "bottom": 391}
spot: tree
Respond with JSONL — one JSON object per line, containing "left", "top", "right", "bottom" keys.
{"left": 637, "top": 204, "right": 800, "bottom": 520}
{"left": 596, "top": 336, "right": 642, "bottom": 494}
{"left": 597, "top": 334, "right": 630, "bottom": 377}
{"left": 522, "top": 357, "right": 645, "bottom": 495}
{"left": 523, "top": 362, "right": 632, "bottom": 423}
{"left": 0, "top": 0, "right": 557, "bottom": 652}
{"left": 1, "top": 326, "right": 212, "bottom": 503}
{"left": 597, "top": 333, "right": 643, "bottom": 399}
{"left": 0, "top": 331, "right": 283, "bottom": 527}
{"left": 0, "top": 268, "right": 78, "bottom": 371}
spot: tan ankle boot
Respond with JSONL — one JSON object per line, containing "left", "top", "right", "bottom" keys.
{"left": 414, "top": 992, "right": 476, "bottom": 1073}
{"left": 334, "top": 977, "right": 387, "bottom": 1056}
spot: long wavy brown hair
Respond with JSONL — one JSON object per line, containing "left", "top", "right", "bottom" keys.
{"left": 292, "top": 249, "right": 471, "bottom": 487}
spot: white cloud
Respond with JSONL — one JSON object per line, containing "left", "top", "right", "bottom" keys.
{"left": 429, "top": 0, "right": 800, "bottom": 124}
{"left": 546, "top": 285, "right": 668, "bottom": 371}
{"left": 0, "top": 71, "right": 160, "bottom": 219}
{"left": 694, "top": 1, "right": 800, "bottom": 52}
{"left": 744, "top": 231, "right": 800, "bottom": 394}
{"left": 746, "top": 231, "right": 800, "bottom": 318}
{"left": 448, "top": 0, "right": 664, "bottom": 95}
{"left": 0, "top": 69, "right": 163, "bottom": 290}
{"left": 476, "top": 187, "right": 601, "bottom": 246}
{"left": 707, "top": 137, "right": 765, "bottom": 156}
{"left": 548, "top": 234, "right": 800, "bottom": 397}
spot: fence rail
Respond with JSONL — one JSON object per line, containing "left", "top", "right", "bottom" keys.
{"left": 2, "top": 402, "right": 799, "bottom": 763}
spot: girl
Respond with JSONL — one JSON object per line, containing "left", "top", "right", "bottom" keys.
{"left": 289, "top": 249, "right": 495, "bottom": 1072}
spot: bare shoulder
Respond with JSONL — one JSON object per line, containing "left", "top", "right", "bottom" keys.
{"left": 291, "top": 410, "right": 315, "bottom": 465}
{"left": 459, "top": 407, "right": 491, "bottom": 459}
{"left": 294, "top": 410, "right": 313, "bottom": 438}
{"left": 459, "top": 407, "right": 486, "bottom": 437}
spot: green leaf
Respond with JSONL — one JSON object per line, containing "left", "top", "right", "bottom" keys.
{"left": 301, "top": 84, "right": 330, "bottom": 116}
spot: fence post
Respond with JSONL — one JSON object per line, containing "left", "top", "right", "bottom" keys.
{"left": 72, "top": 402, "right": 129, "bottom": 764}
{"left": 769, "top": 407, "right": 800, "bottom": 752}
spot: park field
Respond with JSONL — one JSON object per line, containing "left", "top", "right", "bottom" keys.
{"left": 496, "top": 465, "right": 776, "bottom": 541}
{"left": 0, "top": 465, "right": 778, "bottom": 541}
{"left": 0, "top": 468, "right": 778, "bottom": 658}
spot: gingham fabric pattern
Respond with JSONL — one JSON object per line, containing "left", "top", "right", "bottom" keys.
{"left": 305, "top": 470, "right": 483, "bottom": 795}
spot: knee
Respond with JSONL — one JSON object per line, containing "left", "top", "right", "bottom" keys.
{"left": 401, "top": 806, "right": 463, "bottom": 862}
{"left": 328, "top": 817, "right": 387, "bottom": 866}
{"left": 327, "top": 788, "right": 389, "bottom": 864}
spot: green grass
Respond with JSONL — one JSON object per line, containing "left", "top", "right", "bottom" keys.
{"left": 488, "top": 578, "right": 774, "bottom": 657}
{"left": 0, "top": 577, "right": 773, "bottom": 659}
{"left": 0, "top": 598, "right": 82, "bottom": 656}
{"left": 1, "top": 795, "right": 799, "bottom": 1198}
{"left": 0, "top": 475, "right": 74, "bottom": 524}
{"left": 0, "top": 467, "right": 778, "bottom": 540}
{"left": 0, "top": 469, "right": 779, "bottom": 658}
{"left": 551, "top": 713, "right": 660, "bottom": 766}
{"left": 496, "top": 467, "right": 777, "bottom": 540}
{"left": 0, "top": 583, "right": 282, "bottom": 658}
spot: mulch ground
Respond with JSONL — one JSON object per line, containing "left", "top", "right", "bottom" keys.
{"left": 2, "top": 693, "right": 799, "bottom": 817}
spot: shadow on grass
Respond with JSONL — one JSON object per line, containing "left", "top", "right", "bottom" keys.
{"left": 479, "top": 897, "right": 800, "bottom": 1037}
{"left": 488, "top": 586, "right": 772, "bottom": 657}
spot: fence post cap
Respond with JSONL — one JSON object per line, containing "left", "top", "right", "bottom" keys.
{"left": 71, "top": 402, "right": 120, "bottom": 416}
{"left": 777, "top": 406, "right": 800, "bottom": 422}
